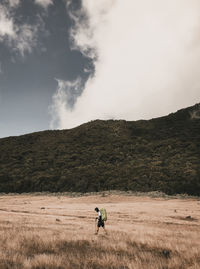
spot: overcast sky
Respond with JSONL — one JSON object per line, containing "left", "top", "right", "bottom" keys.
{"left": 0, "top": 0, "right": 200, "bottom": 138}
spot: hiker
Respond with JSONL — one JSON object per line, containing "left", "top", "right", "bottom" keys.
{"left": 94, "top": 207, "right": 107, "bottom": 235}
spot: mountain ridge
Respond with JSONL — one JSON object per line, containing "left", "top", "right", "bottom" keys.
{"left": 0, "top": 103, "right": 200, "bottom": 195}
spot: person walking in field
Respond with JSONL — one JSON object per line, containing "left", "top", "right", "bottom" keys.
{"left": 94, "top": 207, "right": 107, "bottom": 235}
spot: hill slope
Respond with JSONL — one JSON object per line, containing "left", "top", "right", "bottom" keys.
{"left": 0, "top": 104, "right": 200, "bottom": 195}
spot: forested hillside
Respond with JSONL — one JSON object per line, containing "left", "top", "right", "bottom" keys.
{"left": 0, "top": 104, "right": 200, "bottom": 195}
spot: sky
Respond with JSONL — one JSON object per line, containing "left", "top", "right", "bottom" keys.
{"left": 0, "top": 0, "right": 200, "bottom": 138}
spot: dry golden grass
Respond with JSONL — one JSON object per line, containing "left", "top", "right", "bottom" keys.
{"left": 0, "top": 193, "right": 199, "bottom": 269}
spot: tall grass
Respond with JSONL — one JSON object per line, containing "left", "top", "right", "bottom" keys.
{"left": 0, "top": 194, "right": 199, "bottom": 269}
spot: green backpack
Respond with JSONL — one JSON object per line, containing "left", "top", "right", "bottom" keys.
{"left": 100, "top": 208, "right": 107, "bottom": 221}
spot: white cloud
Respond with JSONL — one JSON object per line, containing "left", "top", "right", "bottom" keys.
{"left": 0, "top": 4, "right": 41, "bottom": 57}
{"left": 0, "top": 5, "right": 15, "bottom": 38}
{"left": 35, "top": 0, "right": 53, "bottom": 9}
{"left": 8, "top": 0, "right": 20, "bottom": 8}
{"left": 51, "top": 0, "right": 200, "bottom": 129}
{"left": 50, "top": 78, "right": 83, "bottom": 129}
{"left": 13, "top": 24, "right": 39, "bottom": 57}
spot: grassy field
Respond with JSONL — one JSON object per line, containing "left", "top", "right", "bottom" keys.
{"left": 0, "top": 193, "right": 199, "bottom": 269}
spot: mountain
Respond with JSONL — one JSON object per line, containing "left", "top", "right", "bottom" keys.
{"left": 0, "top": 104, "right": 200, "bottom": 195}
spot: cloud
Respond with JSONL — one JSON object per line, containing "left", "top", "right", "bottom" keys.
{"left": 35, "top": 0, "right": 53, "bottom": 9}
{"left": 49, "top": 78, "right": 83, "bottom": 129}
{"left": 51, "top": 0, "right": 200, "bottom": 129}
{"left": 0, "top": 5, "right": 15, "bottom": 38}
{"left": 8, "top": 0, "right": 20, "bottom": 8}
{"left": 0, "top": 3, "right": 42, "bottom": 57}
{"left": 12, "top": 23, "right": 40, "bottom": 57}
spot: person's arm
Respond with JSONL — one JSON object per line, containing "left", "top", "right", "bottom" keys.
{"left": 98, "top": 211, "right": 101, "bottom": 220}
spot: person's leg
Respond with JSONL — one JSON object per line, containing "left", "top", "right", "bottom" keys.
{"left": 95, "top": 221, "right": 100, "bottom": 234}
{"left": 102, "top": 222, "right": 107, "bottom": 234}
